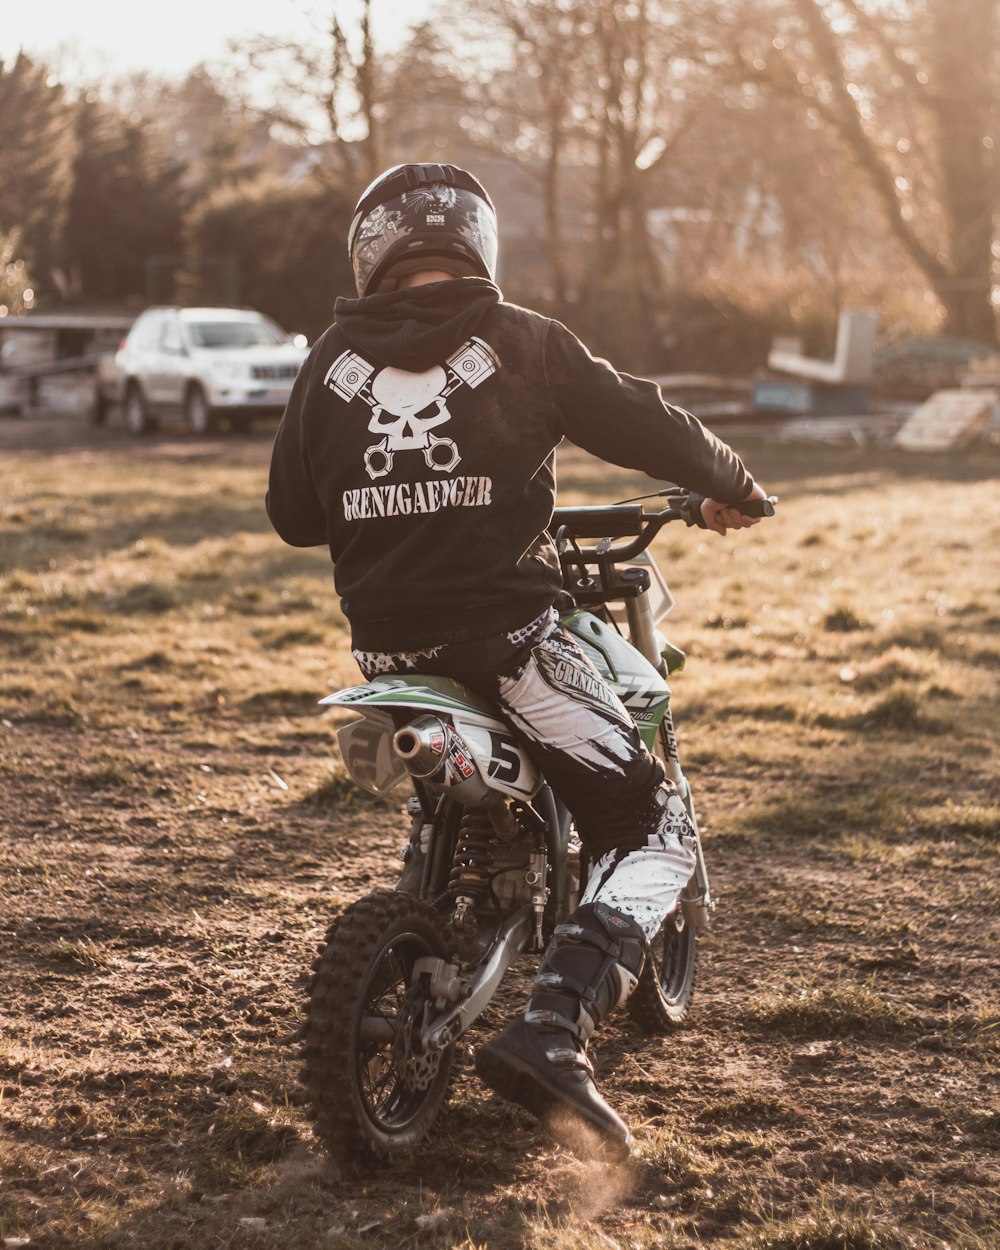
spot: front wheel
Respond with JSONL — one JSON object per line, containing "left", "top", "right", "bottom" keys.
{"left": 124, "top": 383, "right": 154, "bottom": 435}
{"left": 626, "top": 904, "right": 697, "bottom": 1032}
{"left": 301, "top": 891, "right": 456, "bottom": 1165}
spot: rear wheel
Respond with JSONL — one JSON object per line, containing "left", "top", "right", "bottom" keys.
{"left": 124, "top": 383, "right": 153, "bottom": 435}
{"left": 627, "top": 904, "right": 697, "bottom": 1032}
{"left": 301, "top": 891, "right": 455, "bottom": 1165}
{"left": 183, "top": 384, "right": 215, "bottom": 435}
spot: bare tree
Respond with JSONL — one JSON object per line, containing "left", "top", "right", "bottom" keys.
{"left": 355, "top": 0, "right": 381, "bottom": 183}
{"left": 578, "top": 1, "right": 674, "bottom": 335}
{"left": 473, "top": 1, "right": 593, "bottom": 306}
{"left": 726, "top": 0, "right": 998, "bottom": 341}
{"left": 377, "top": 21, "right": 481, "bottom": 168}
{"left": 223, "top": 2, "right": 383, "bottom": 184}
{"left": 440, "top": 1, "right": 705, "bottom": 356}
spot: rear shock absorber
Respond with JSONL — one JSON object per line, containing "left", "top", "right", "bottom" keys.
{"left": 448, "top": 809, "right": 495, "bottom": 933}
{"left": 447, "top": 805, "right": 497, "bottom": 940}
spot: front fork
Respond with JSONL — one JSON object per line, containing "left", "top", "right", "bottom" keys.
{"left": 626, "top": 587, "right": 715, "bottom": 932}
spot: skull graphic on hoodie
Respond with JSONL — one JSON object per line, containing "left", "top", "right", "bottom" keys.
{"left": 324, "top": 337, "right": 500, "bottom": 481}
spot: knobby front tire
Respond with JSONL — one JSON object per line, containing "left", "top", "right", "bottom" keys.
{"left": 626, "top": 904, "right": 698, "bottom": 1032}
{"left": 301, "top": 890, "right": 456, "bottom": 1166}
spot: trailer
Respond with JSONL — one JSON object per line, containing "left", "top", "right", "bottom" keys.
{"left": 0, "top": 313, "right": 134, "bottom": 419}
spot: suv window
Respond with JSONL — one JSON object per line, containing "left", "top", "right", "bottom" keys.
{"left": 186, "top": 319, "right": 284, "bottom": 349}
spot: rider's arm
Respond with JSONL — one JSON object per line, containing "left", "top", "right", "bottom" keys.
{"left": 542, "top": 320, "right": 755, "bottom": 508}
{"left": 266, "top": 347, "right": 328, "bottom": 547}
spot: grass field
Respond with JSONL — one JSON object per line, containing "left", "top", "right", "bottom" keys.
{"left": 1, "top": 416, "right": 998, "bottom": 1249}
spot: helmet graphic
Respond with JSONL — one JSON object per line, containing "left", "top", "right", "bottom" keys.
{"left": 348, "top": 163, "right": 498, "bottom": 296}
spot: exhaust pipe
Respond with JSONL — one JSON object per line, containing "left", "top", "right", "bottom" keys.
{"left": 393, "top": 716, "right": 449, "bottom": 778}
{"left": 393, "top": 715, "right": 491, "bottom": 802}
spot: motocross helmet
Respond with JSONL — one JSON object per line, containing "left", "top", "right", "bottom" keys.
{"left": 348, "top": 162, "right": 499, "bottom": 296}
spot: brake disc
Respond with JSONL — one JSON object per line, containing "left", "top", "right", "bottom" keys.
{"left": 395, "top": 986, "right": 444, "bottom": 1093}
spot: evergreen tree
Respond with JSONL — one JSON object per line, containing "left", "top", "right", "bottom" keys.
{"left": 0, "top": 54, "right": 75, "bottom": 297}
{"left": 0, "top": 228, "right": 36, "bottom": 315}
{"left": 61, "top": 96, "right": 188, "bottom": 304}
{"left": 183, "top": 172, "right": 354, "bottom": 340}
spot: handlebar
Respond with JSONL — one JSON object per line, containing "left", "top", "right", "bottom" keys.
{"left": 552, "top": 492, "right": 777, "bottom": 563}
{"left": 549, "top": 504, "right": 649, "bottom": 540}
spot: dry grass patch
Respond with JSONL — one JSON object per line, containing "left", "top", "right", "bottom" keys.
{"left": 815, "top": 685, "right": 950, "bottom": 733}
{"left": 842, "top": 646, "right": 927, "bottom": 691}
{"left": 736, "top": 1209, "right": 924, "bottom": 1250}
{"left": 747, "top": 973, "right": 918, "bottom": 1038}
{"left": 739, "top": 788, "right": 908, "bottom": 842}
{"left": 37, "top": 936, "right": 117, "bottom": 970}
{"left": 697, "top": 1089, "right": 805, "bottom": 1128}
{"left": 76, "top": 752, "right": 150, "bottom": 791}
{"left": 301, "top": 762, "right": 398, "bottom": 810}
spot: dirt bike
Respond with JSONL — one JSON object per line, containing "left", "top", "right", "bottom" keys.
{"left": 300, "top": 488, "right": 775, "bottom": 1164}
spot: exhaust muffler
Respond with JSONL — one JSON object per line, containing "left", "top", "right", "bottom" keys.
{"left": 393, "top": 715, "right": 491, "bottom": 802}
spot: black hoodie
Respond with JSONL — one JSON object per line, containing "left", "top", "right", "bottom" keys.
{"left": 266, "top": 277, "right": 753, "bottom": 651}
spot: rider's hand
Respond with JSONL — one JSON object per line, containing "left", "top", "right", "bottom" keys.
{"left": 700, "top": 483, "right": 768, "bottom": 536}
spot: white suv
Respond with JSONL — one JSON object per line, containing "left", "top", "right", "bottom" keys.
{"left": 116, "top": 306, "right": 309, "bottom": 434}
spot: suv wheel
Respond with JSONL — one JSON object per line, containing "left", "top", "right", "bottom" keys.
{"left": 124, "top": 384, "right": 152, "bottom": 435}
{"left": 184, "top": 384, "right": 216, "bottom": 436}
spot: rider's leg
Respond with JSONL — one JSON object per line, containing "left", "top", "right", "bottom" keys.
{"left": 475, "top": 900, "right": 646, "bottom": 1156}
{"left": 355, "top": 606, "right": 673, "bottom": 856}
{"left": 473, "top": 795, "right": 696, "bottom": 1158}
{"left": 485, "top": 616, "right": 699, "bottom": 933}
{"left": 489, "top": 618, "right": 669, "bottom": 859}
{"left": 460, "top": 616, "right": 696, "bottom": 1155}
{"left": 579, "top": 786, "right": 698, "bottom": 941}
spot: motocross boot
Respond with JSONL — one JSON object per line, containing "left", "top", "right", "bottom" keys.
{"left": 475, "top": 901, "right": 646, "bottom": 1160}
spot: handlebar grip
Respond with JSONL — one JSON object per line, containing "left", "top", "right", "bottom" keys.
{"left": 738, "top": 497, "right": 777, "bottom": 517}
{"left": 551, "top": 504, "right": 646, "bottom": 539}
{"left": 682, "top": 493, "right": 778, "bottom": 528}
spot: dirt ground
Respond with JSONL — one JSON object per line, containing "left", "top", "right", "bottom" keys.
{"left": 1, "top": 412, "right": 997, "bottom": 1250}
